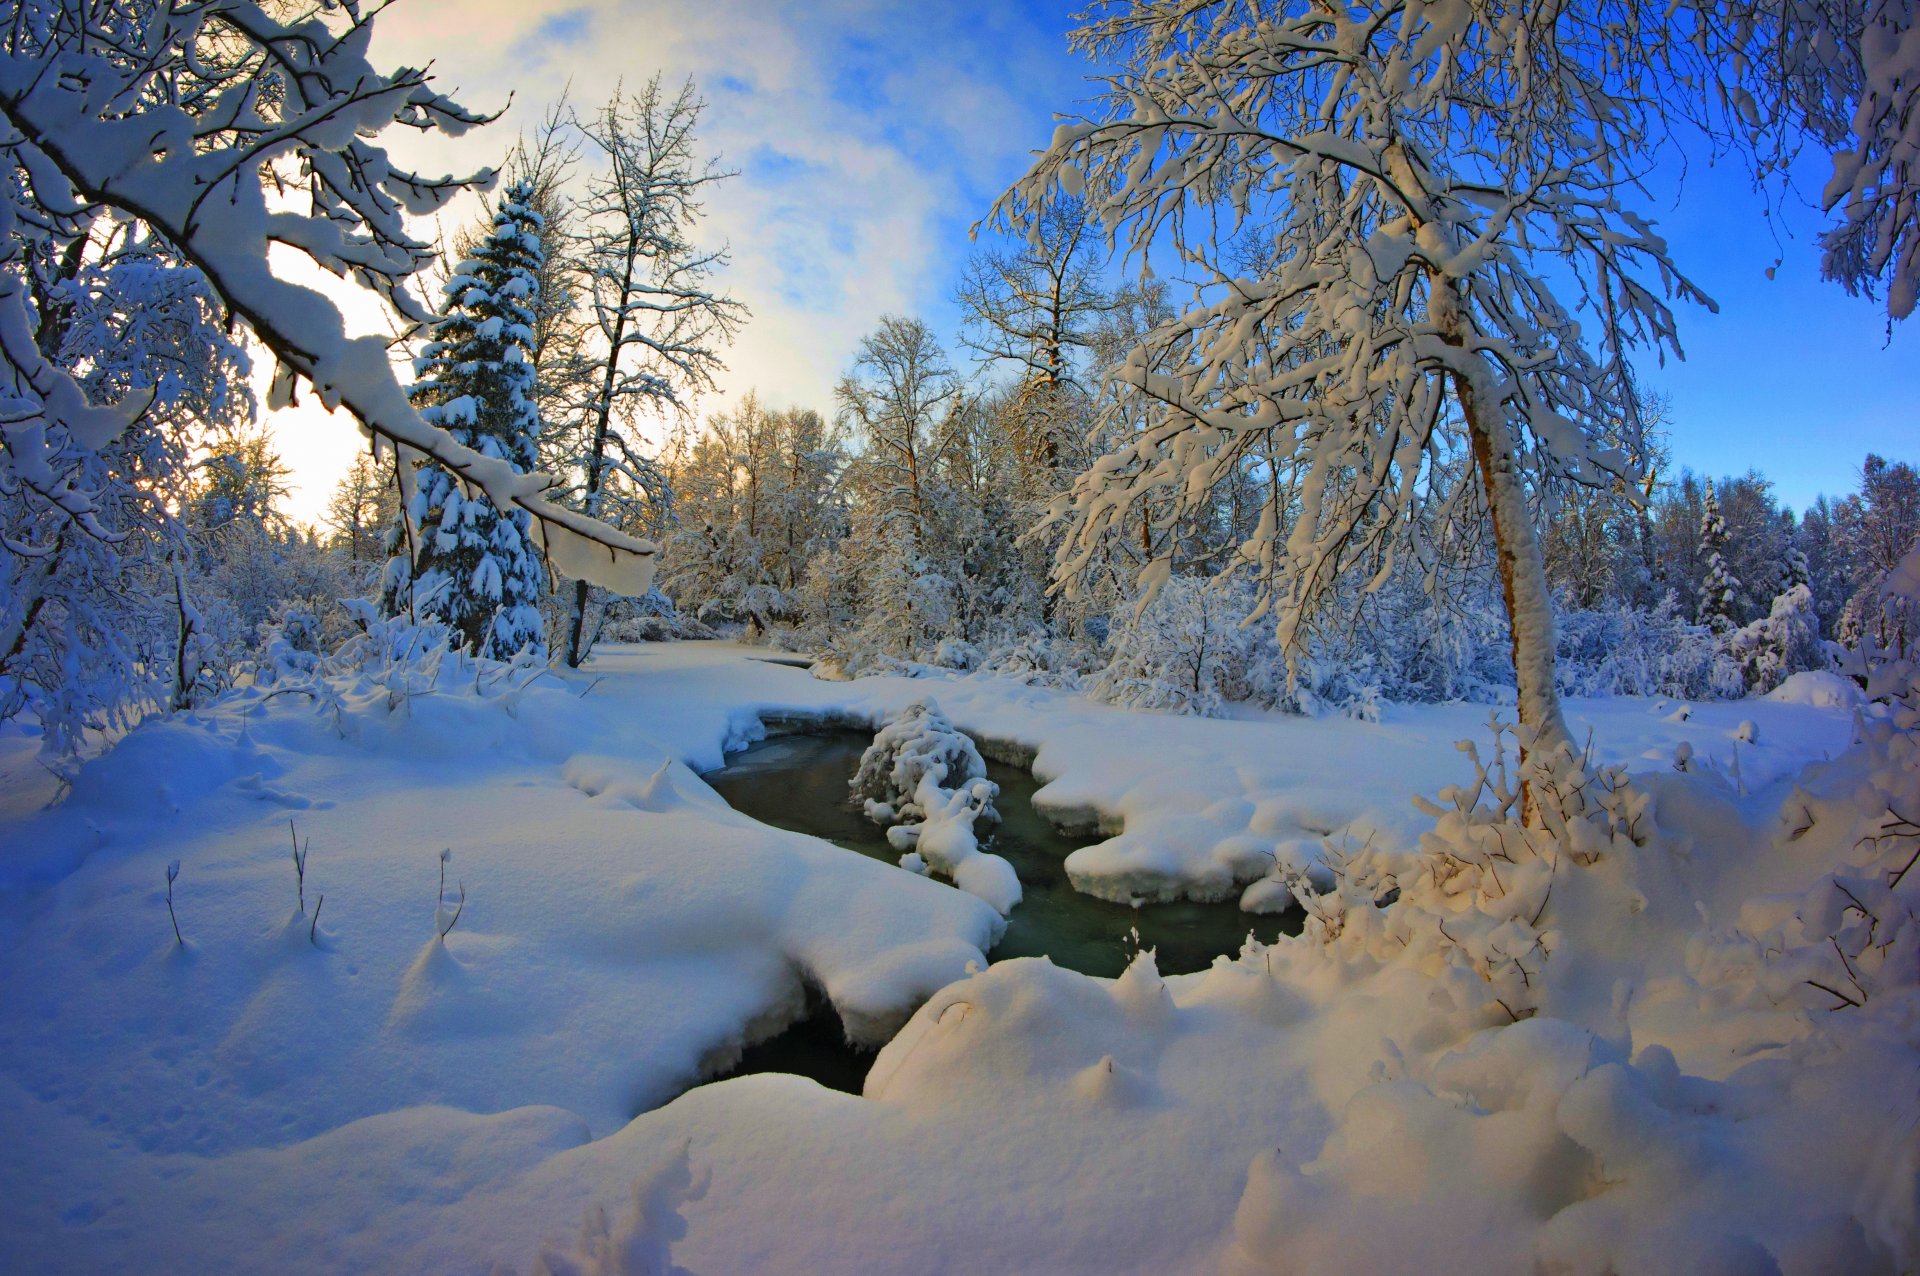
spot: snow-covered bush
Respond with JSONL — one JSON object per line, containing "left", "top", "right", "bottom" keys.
{"left": 1087, "top": 575, "right": 1261, "bottom": 716}
{"left": 851, "top": 700, "right": 1019, "bottom": 914}
{"left": 1721, "top": 583, "right": 1826, "bottom": 695}
{"left": 1272, "top": 719, "right": 1651, "bottom": 1023}
{"left": 595, "top": 589, "right": 719, "bottom": 644}
{"left": 1554, "top": 593, "right": 1723, "bottom": 699}
{"left": 1691, "top": 662, "right": 1919, "bottom": 1018}
{"left": 851, "top": 699, "right": 995, "bottom": 822}
{"left": 977, "top": 631, "right": 1096, "bottom": 690}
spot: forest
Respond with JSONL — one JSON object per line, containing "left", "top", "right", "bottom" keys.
{"left": 1, "top": 1, "right": 1917, "bottom": 1273}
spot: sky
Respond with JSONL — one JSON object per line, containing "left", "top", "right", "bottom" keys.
{"left": 268, "top": 0, "right": 1917, "bottom": 525}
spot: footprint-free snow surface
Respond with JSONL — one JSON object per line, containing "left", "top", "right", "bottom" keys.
{"left": 1, "top": 644, "right": 1910, "bottom": 1274}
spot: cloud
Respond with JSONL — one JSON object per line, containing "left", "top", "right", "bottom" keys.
{"left": 269, "top": 0, "right": 1082, "bottom": 523}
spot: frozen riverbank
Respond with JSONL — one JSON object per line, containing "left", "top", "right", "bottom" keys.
{"left": 0, "top": 642, "right": 1906, "bottom": 1274}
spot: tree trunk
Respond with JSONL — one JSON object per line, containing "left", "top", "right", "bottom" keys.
{"left": 565, "top": 243, "right": 637, "bottom": 669}
{"left": 1434, "top": 283, "right": 1571, "bottom": 818}
{"left": 1457, "top": 372, "right": 1572, "bottom": 826}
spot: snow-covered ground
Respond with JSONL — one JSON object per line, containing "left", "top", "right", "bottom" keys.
{"left": 0, "top": 643, "right": 1910, "bottom": 1273}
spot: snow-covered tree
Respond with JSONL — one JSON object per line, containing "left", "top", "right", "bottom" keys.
{"left": 1836, "top": 452, "right": 1920, "bottom": 661}
{"left": 1782, "top": 540, "right": 1813, "bottom": 593}
{"left": 383, "top": 181, "right": 550, "bottom": 661}
{"left": 1723, "top": 583, "right": 1825, "bottom": 694}
{"left": 833, "top": 317, "right": 973, "bottom": 663}
{"left": 660, "top": 396, "right": 845, "bottom": 633}
{"left": 0, "top": 212, "right": 249, "bottom": 756}
{"left": 997, "top": 1, "right": 1711, "bottom": 777}
{"left": 551, "top": 78, "right": 746, "bottom": 667}
{"left": 0, "top": 0, "right": 659, "bottom": 623}
{"left": 1697, "top": 0, "right": 1920, "bottom": 320}
{"left": 1697, "top": 480, "right": 1742, "bottom": 634}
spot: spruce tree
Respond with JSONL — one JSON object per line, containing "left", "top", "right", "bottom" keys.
{"left": 383, "top": 181, "right": 549, "bottom": 660}
{"left": 1781, "top": 542, "right": 1812, "bottom": 594}
{"left": 1696, "top": 479, "right": 1741, "bottom": 634}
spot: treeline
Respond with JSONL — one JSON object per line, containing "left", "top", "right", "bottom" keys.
{"left": 7, "top": 60, "right": 1914, "bottom": 763}
{"left": 645, "top": 298, "right": 1915, "bottom": 716}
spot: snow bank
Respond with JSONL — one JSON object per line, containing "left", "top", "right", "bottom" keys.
{"left": 0, "top": 642, "right": 1898, "bottom": 1274}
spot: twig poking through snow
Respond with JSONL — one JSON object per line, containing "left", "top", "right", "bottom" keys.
{"left": 290, "top": 818, "right": 308, "bottom": 914}
{"left": 439, "top": 883, "right": 465, "bottom": 941}
{"left": 165, "top": 861, "right": 182, "bottom": 947}
{"left": 310, "top": 895, "right": 324, "bottom": 947}
{"left": 436, "top": 848, "right": 464, "bottom": 940}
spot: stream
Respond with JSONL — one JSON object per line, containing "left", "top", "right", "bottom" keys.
{"left": 699, "top": 729, "right": 1302, "bottom": 1094}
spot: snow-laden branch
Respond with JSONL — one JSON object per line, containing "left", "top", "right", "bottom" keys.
{"left": 0, "top": 1, "right": 656, "bottom": 595}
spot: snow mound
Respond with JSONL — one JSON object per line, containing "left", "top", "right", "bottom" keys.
{"left": 1765, "top": 669, "right": 1864, "bottom": 709}
{"left": 854, "top": 699, "right": 1022, "bottom": 914}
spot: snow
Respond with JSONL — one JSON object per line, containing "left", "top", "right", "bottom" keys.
{"left": 0, "top": 641, "right": 1907, "bottom": 1273}
{"left": 854, "top": 698, "right": 1021, "bottom": 913}
{"left": 1768, "top": 669, "right": 1867, "bottom": 709}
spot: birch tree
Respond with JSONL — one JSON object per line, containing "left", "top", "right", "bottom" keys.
{"left": 996, "top": 0, "right": 1715, "bottom": 763}
{"left": 553, "top": 78, "right": 746, "bottom": 667}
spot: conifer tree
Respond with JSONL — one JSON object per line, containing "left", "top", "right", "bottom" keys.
{"left": 383, "top": 181, "right": 550, "bottom": 661}
{"left": 1697, "top": 480, "right": 1741, "bottom": 634}
{"left": 1782, "top": 542, "right": 1813, "bottom": 594}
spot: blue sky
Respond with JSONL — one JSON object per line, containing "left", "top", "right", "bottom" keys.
{"left": 271, "top": 0, "right": 1913, "bottom": 522}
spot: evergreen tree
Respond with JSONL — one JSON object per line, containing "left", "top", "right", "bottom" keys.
{"left": 1696, "top": 480, "right": 1741, "bottom": 634}
{"left": 383, "top": 181, "right": 549, "bottom": 661}
{"left": 1782, "top": 541, "right": 1813, "bottom": 593}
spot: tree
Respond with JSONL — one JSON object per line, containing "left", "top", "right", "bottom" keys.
{"left": 1838, "top": 452, "right": 1920, "bottom": 656}
{"left": 1857, "top": 454, "right": 1920, "bottom": 580}
{"left": 0, "top": 215, "right": 248, "bottom": 754}
{"left": 955, "top": 198, "right": 1114, "bottom": 485}
{"left": 327, "top": 452, "right": 399, "bottom": 567}
{"left": 660, "top": 396, "right": 845, "bottom": 632}
{"left": 1697, "top": 480, "right": 1741, "bottom": 634}
{"left": 181, "top": 425, "right": 348, "bottom": 702}
{"left": 552, "top": 78, "right": 746, "bottom": 667}
{"left": 383, "top": 181, "right": 550, "bottom": 661}
{"left": 188, "top": 422, "right": 290, "bottom": 537}
{"left": 0, "top": 0, "right": 660, "bottom": 621}
{"left": 835, "top": 317, "right": 969, "bottom": 660}
{"left": 997, "top": 3, "right": 1708, "bottom": 777}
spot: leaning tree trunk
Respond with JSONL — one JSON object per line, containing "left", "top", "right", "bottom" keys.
{"left": 1434, "top": 285, "right": 1572, "bottom": 821}
{"left": 1459, "top": 384, "right": 1570, "bottom": 749}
